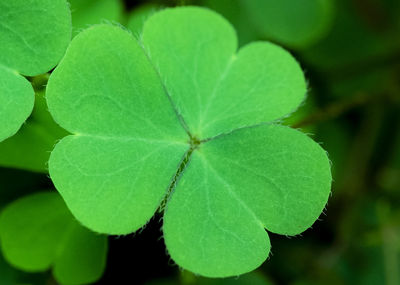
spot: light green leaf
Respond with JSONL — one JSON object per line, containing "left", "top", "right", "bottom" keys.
{"left": 0, "top": 89, "right": 68, "bottom": 172}
{"left": 0, "top": 192, "right": 108, "bottom": 285}
{"left": 47, "top": 7, "right": 331, "bottom": 277}
{"left": 0, "top": 0, "right": 71, "bottom": 142}
{"left": 198, "top": 42, "right": 306, "bottom": 138}
{"left": 142, "top": 7, "right": 306, "bottom": 138}
{"left": 0, "top": 66, "right": 34, "bottom": 142}
{"left": 164, "top": 124, "right": 331, "bottom": 276}
{"left": 141, "top": 7, "right": 237, "bottom": 137}
{"left": 46, "top": 24, "right": 189, "bottom": 234}
{"left": 49, "top": 135, "right": 187, "bottom": 235}
{"left": 69, "top": 0, "right": 123, "bottom": 35}
{"left": 0, "top": 0, "right": 71, "bottom": 76}
{"left": 240, "top": 0, "right": 334, "bottom": 49}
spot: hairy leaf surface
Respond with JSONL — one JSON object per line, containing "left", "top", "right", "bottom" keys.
{"left": 47, "top": 7, "right": 332, "bottom": 277}
{"left": 47, "top": 24, "right": 188, "bottom": 234}
{"left": 142, "top": 7, "right": 306, "bottom": 138}
{"left": 164, "top": 124, "right": 331, "bottom": 276}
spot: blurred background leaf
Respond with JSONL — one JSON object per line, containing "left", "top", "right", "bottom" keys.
{"left": 0, "top": 192, "right": 108, "bottom": 285}
{"left": 69, "top": 0, "right": 124, "bottom": 35}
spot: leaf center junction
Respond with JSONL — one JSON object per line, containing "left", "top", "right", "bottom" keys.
{"left": 160, "top": 135, "right": 202, "bottom": 210}
{"left": 189, "top": 135, "right": 201, "bottom": 150}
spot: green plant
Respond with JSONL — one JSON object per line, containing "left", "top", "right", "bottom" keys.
{"left": 0, "top": 0, "right": 71, "bottom": 142}
{"left": 0, "top": 87, "right": 68, "bottom": 172}
{"left": 0, "top": 192, "right": 108, "bottom": 285}
{"left": 46, "top": 6, "right": 331, "bottom": 277}
{"left": 0, "top": 253, "right": 47, "bottom": 285}
{"left": 0, "top": 0, "right": 128, "bottom": 173}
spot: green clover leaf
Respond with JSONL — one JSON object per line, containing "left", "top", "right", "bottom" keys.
{"left": 46, "top": 7, "right": 332, "bottom": 277}
{"left": 0, "top": 66, "right": 34, "bottom": 142}
{"left": 0, "top": 192, "right": 108, "bottom": 285}
{"left": 0, "top": 0, "right": 71, "bottom": 142}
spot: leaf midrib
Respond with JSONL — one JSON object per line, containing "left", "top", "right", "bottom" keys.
{"left": 137, "top": 38, "right": 193, "bottom": 139}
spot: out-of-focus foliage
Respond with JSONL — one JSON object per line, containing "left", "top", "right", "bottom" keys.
{"left": 0, "top": 192, "right": 108, "bottom": 285}
{"left": 146, "top": 271, "right": 272, "bottom": 285}
{"left": 0, "top": 253, "right": 47, "bottom": 285}
{"left": 127, "top": 3, "right": 160, "bottom": 34}
{"left": 69, "top": 0, "right": 124, "bottom": 35}
{"left": 0, "top": 168, "right": 57, "bottom": 284}
{"left": 200, "top": 0, "right": 258, "bottom": 46}
{"left": 181, "top": 270, "right": 273, "bottom": 285}
{"left": 239, "top": 0, "right": 334, "bottom": 48}
{"left": 200, "top": 0, "right": 334, "bottom": 48}
{"left": 301, "top": 0, "right": 400, "bottom": 71}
